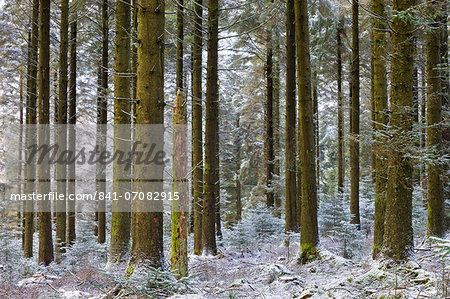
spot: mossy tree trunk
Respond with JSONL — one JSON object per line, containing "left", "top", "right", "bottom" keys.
{"left": 55, "top": 0, "right": 69, "bottom": 258}
{"left": 265, "top": 37, "right": 274, "bottom": 208}
{"left": 426, "top": 0, "right": 443, "bottom": 237}
{"left": 285, "top": 0, "right": 298, "bottom": 233}
{"left": 350, "top": 0, "right": 360, "bottom": 228}
{"left": 372, "top": 0, "right": 389, "bottom": 259}
{"left": 202, "top": 0, "right": 219, "bottom": 256}
{"left": 109, "top": 0, "right": 132, "bottom": 264}
{"left": 96, "top": 0, "right": 108, "bottom": 245}
{"left": 37, "top": 0, "right": 53, "bottom": 266}
{"left": 337, "top": 18, "right": 344, "bottom": 196}
{"left": 67, "top": 13, "right": 77, "bottom": 246}
{"left": 192, "top": 0, "right": 203, "bottom": 256}
{"left": 383, "top": 0, "right": 415, "bottom": 261}
{"left": 273, "top": 42, "right": 281, "bottom": 216}
{"left": 170, "top": 91, "right": 188, "bottom": 278}
{"left": 24, "top": 0, "right": 39, "bottom": 259}
{"left": 129, "top": 0, "right": 165, "bottom": 269}
{"left": 294, "top": 0, "right": 319, "bottom": 263}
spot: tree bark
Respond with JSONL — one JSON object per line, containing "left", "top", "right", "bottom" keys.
{"left": 294, "top": 0, "right": 319, "bottom": 263}
{"left": 383, "top": 0, "right": 415, "bottom": 261}
{"left": 55, "top": 0, "right": 69, "bottom": 258}
{"left": 109, "top": 0, "right": 132, "bottom": 264}
{"left": 170, "top": 91, "right": 189, "bottom": 278}
{"left": 350, "top": 0, "right": 360, "bottom": 228}
{"left": 37, "top": 0, "right": 54, "bottom": 266}
{"left": 129, "top": 0, "right": 165, "bottom": 269}
{"left": 337, "top": 19, "right": 344, "bottom": 195}
{"left": 192, "top": 0, "right": 203, "bottom": 256}
{"left": 371, "top": 0, "right": 389, "bottom": 259}
{"left": 285, "top": 0, "right": 298, "bottom": 233}
{"left": 24, "top": 3, "right": 38, "bottom": 257}
{"left": 265, "top": 39, "right": 274, "bottom": 208}
{"left": 426, "top": 0, "right": 443, "bottom": 237}
{"left": 67, "top": 14, "right": 77, "bottom": 246}
{"left": 202, "top": 0, "right": 219, "bottom": 256}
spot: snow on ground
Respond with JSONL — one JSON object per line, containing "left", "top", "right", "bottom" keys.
{"left": 1, "top": 221, "right": 448, "bottom": 299}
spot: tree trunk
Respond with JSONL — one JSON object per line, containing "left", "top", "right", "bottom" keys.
{"left": 235, "top": 115, "right": 242, "bottom": 222}
{"left": 109, "top": 0, "right": 131, "bottom": 264}
{"left": 265, "top": 39, "right": 274, "bottom": 208}
{"left": 294, "top": 0, "right": 318, "bottom": 263}
{"left": 383, "top": 0, "right": 415, "bottom": 261}
{"left": 337, "top": 19, "right": 344, "bottom": 195}
{"left": 170, "top": 91, "right": 189, "bottom": 278}
{"left": 55, "top": 0, "right": 69, "bottom": 259}
{"left": 192, "top": 0, "right": 203, "bottom": 255}
{"left": 129, "top": 0, "right": 165, "bottom": 269}
{"left": 371, "top": 0, "right": 388, "bottom": 259}
{"left": 96, "top": 0, "right": 109, "bottom": 245}
{"left": 202, "top": 0, "right": 219, "bottom": 256}
{"left": 285, "top": 0, "right": 298, "bottom": 233}
{"left": 313, "top": 71, "right": 319, "bottom": 186}
{"left": 350, "top": 0, "right": 360, "bottom": 228}
{"left": 37, "top": 0, "right": 54, "bottom": 266}
{"left": 273, "top": 43, "right": 281, "bottom": 216}
{"left": 67, "top": 15, "right": 77, "bottom": 246}
{"left": 24, "top": 1, "right": 38, "bottom": 258}
{"left": 176, "top": 0, "right": 184, "bottom": 90}
{"left": 426, "top": 0, "right": 443, "bottom": 237}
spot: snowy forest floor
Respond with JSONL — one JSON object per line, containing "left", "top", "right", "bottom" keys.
{"left": 0, "top": 223, "right": 448, "bottom": 299}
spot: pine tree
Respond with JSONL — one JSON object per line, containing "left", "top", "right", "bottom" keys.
{"left": 337, "top": 18, "right": 344, "bottom": 195}
{"left": 192, "top": 0, "right": 204, "bottom": 256}
{"left": 55, "top": 0, "right": 69, "bottom": 257}
{"left": 37, "top": 0, "right": 54, "bottom": 266}
{"left": 284, "top": 0, "right": 297, "bottom": 232}
{"left": 426, "top": 0, "right": 443, "bottom": 237}
{"left": 295, "top": 0, "right": 319, "bottom": 263}
{"left": 383, "top": 0, "right": 415, "bottom": 261}
{"left": 372, "top": 0, "right": 389, "bottom": 258}
{"left": 97, "top": 0, "right": 109, "bottom": 245}
{"left": 350, "top": 0, "right": 360, "bottom": 228}
{"left": 67, "top": 11, "right": 77, "bottom": 246}
{"left": 24, "top": 0, "right": 39, "bottom": 259}
{"left": 202, "top": 0, "right": 219, "bottom": 256}
{"left": 170, "top": 91, "right": 188, "bottom": 278}
{"left": 265, "top": 36, "right": 274, "bottom": 208}
{"left": 129, "top": 0, "right": 165, "bottom": 268}
{"left": 110, "top": 0, "right": 131, "bottom": 264}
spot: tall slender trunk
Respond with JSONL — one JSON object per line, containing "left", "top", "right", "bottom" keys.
{"left": 37, "top": 0, "right": 54, "bottom": 266}
{"left": 176, "top": 0, "right": 184, "bottom": 90}
{"left": 426, "top": 0, "right": 443, "bottom": 237}
{"left": 97, "top": 0, "right": 109, "bottom": 245}
{"left": 295, "top": 0, "right": 318, "bottom": 263}
{"left": 192, "top": 0, "right": 203, "bottom": 255}
{"left": 285, "top": 0, "right": 298, "bottom": 232}
{"left": 350, "top": 0, "right": 360, "bottom": 228}
{"left": 129, "top": 0, "right": 165, "bottom": 268}
{"left": 337, "top": 19, "right": 344, "bottom": 195}
{"left": 313, "top": 71, "right": 319, "bottom": 186}
{"left": 383, "top": 0, "right": 415, "bottom": 261}
{"left": 265, "top": 39, "right": 274, "bottom": 208}
{"left": 24, "top": 0, "right": 39, "bottom": 260}
{"left": 170, "top": 91, "right": 189, "bottom": 278}
{"left": 55, "top": 0, "right": 69, "bottom": 259}
{"left": 110, "top": 0, "right": 131, "bottom": 264}
{"left": 235, "top": 115, "right": 242, "bottom": 222}
{"left": 202, "top": 0, "right": 219, "bottom": 256}
{"left": 273, "top": 43, "right": 281, "bottom": 215}
{"left": 67, "top": 15, "right": 77, "bottom": 246}
{"left": 372, "top": 0, "right": 388, "bottom": 258}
